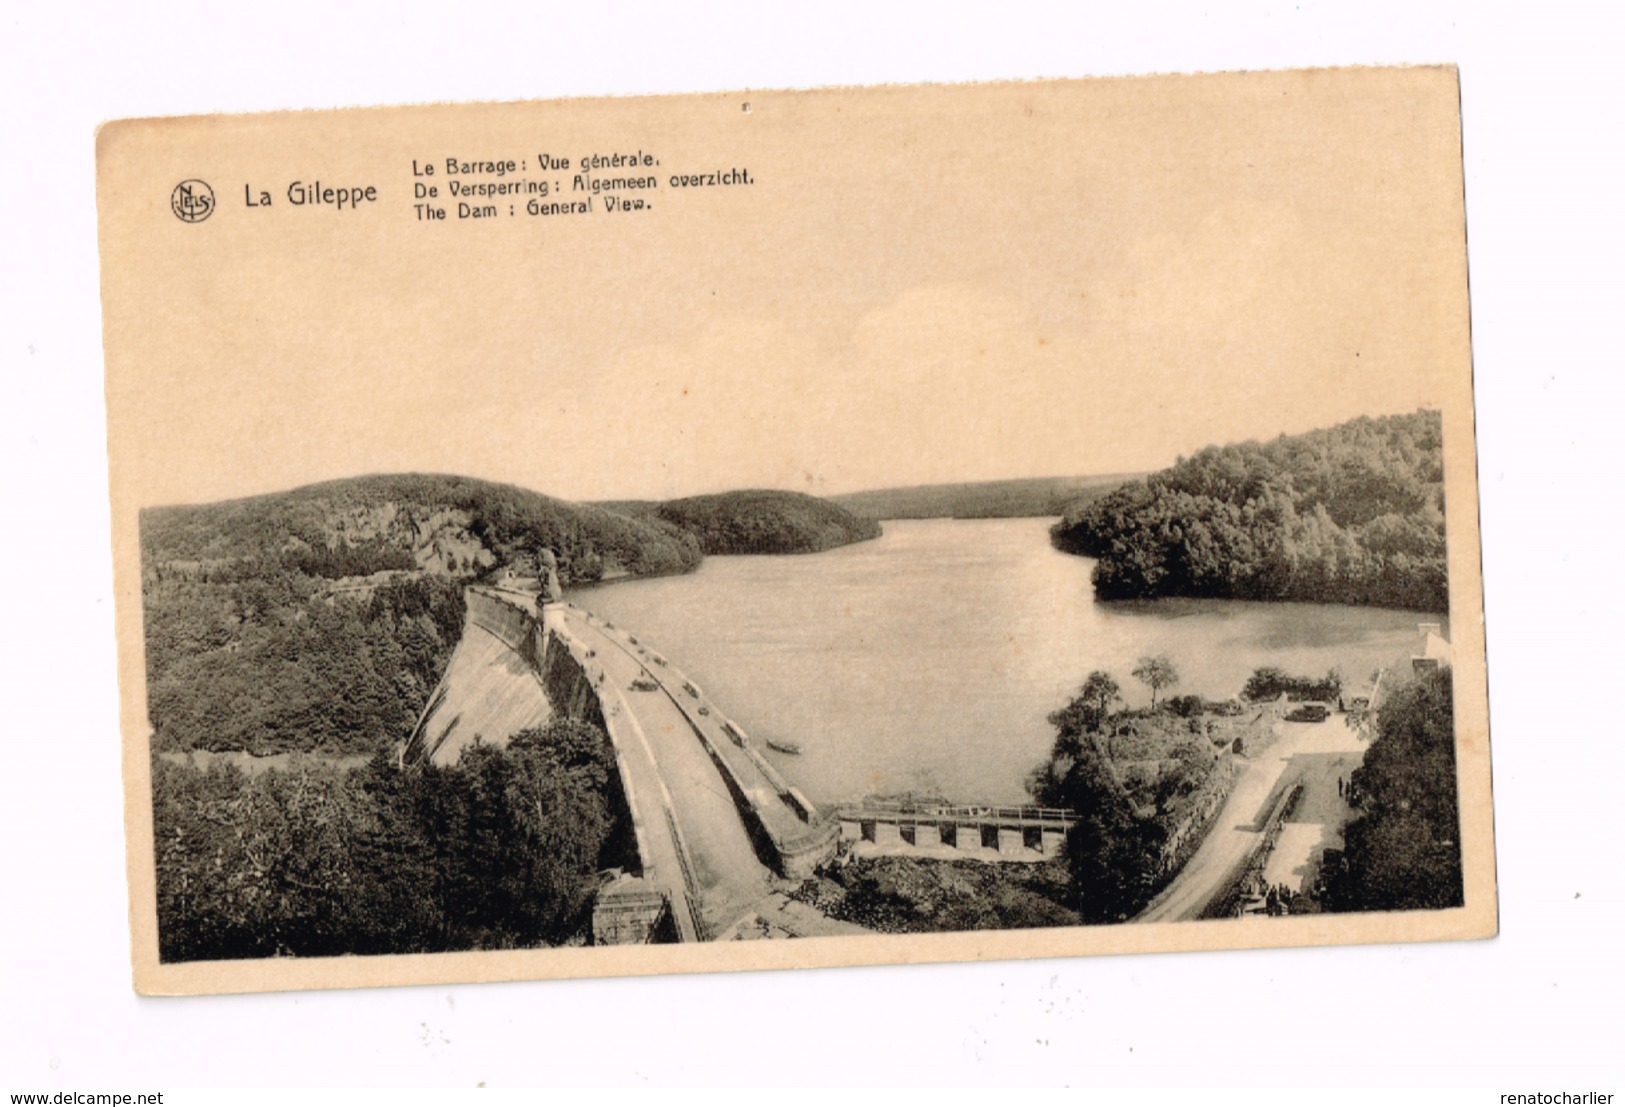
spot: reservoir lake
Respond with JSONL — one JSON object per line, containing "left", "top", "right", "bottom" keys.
{"left": 568, "top": 518, "right": 1442, "bottom": 806}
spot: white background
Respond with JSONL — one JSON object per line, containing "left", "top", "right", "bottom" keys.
{"left": 2, "top": 1, "right": 1621, "bottom": 1090}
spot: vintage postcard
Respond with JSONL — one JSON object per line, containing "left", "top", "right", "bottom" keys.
{"left": 97, "top": 65, "right": 1495, "bottom": 995}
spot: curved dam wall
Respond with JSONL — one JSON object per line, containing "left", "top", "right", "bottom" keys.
{"left": 410, "top": 587, "right": 839, "bottom": 896}
{"left": 404, "top": 588, "right": 701, "bottom": 940}
{"left": 404, "top": 589, "right": 656, "bottom": 894}
{"left": 404, "top": 588, "right": 602, "bottom": 766}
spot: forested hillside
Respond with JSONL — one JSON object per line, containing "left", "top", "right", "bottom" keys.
{"left": 1051, "top": 411, "right": 1447, "bottom": 610}
{"left": 650, "top": 490, "right": 882, "bottom": 555}
{"left": 140, "top": 474, "right": 705, "bottom": 755}
{"left": 145, "top": 575, "right": 466, "bottom": 754}
{"left": 831, "top": 474, "right": 1137, "bottom": 520}
{"left": 144, "top": 472, "right": 704, "bottom": 586}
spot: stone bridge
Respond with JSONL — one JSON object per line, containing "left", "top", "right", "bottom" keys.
{"left": 404, "top": 586, "right": 839, "bottom": 943}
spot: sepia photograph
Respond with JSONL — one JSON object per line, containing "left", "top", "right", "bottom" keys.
{"left": 97, "top": 65, "right": 1493, "bottom": 994}
{"left": 16, "top": 0, "right": 1625, "bottom": 1095}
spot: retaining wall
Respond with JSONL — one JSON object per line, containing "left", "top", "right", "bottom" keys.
{"left": 1202, "top": 781, "right": 1306, "bottom": 919}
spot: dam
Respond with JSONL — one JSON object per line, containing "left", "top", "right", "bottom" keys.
{"left": 404, "top": 585, "right": 840, "bottom": 942}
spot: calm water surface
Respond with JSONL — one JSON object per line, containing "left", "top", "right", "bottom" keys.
{"left": 568, "top": 518, "right": 1440, "bottom": 805}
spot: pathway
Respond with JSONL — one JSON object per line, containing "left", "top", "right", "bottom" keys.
{"left": 1260, "top": 715, "right": 1365, "bottom": 895}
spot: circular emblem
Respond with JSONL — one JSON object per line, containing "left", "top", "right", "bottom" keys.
{"left": 170, "top": 179, "right": 215, "bottom": 223}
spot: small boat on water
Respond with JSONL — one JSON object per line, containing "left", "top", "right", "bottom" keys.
{"left": 766, "top": 738, "right": 803, "bottom": 755}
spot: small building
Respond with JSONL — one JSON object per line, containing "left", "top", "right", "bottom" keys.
{"left": 1411, "top": 622, "right": 1452, "bottom": 674}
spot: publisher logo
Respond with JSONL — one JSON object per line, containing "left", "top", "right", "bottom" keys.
{"left": 171, "top": 179, "right": 215, "bottom": 223}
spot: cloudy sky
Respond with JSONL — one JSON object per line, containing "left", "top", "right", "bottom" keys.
{"left": 102, "top": 66, "right": 1469, "bottom": 507}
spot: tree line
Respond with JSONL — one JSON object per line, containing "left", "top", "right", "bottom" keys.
{"left": 1241, "top": 666, "right": 1344, "bottom": 703}
{"left": 654, "top": 490, "right": 882, "bottom": 555}
{"left": 145, "top": 575, "right": 467, "bottom": 755}
{"left": 1324, "top": 666, "right": 1463, "bottom": 912}
{"left": 595, "top": 489, "right": 883, "bottom": 555}
{"left": 1051, "top": 410, "right": 1448, "bottom": 611}
{"left": 153, "top": 719, "right": 628, "bottom": 961}
{"left": 142, "top": 472, "right": 707, "bottom": 588}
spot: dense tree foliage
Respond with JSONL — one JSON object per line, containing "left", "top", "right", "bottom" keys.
{"left": 1325, "top": 667, "right": 1463, "bottom": 912}
{"left": 1051, "top": 411, "right": 1447, "bottom": 610}
{"left": 1033, "top": 740, "right": 1164, "bottom": 923}
{"left": 1030, "top": 681, "right": 1167, "bottom": 923}
{"left": 1028, "top": 665, "right": 1268, "bottom": 922}
{"left": 143, "top": 472, "right": 705, "bottom": 586}
{"left": 796, "top": 857, "right": 1081, "bottom": 933}
{"left": 1241, "top": 666, "right": 1344, "bottom": 703}
{"left": 153, "top": 719, "right": 626, "bottom": 961}
{"left": 1077, "top": 671, "right": 1122, "bottom": 726}
{"left": 144, "top": 575, "right": 467, "bottom": 755}
{"left": 650, "top": 490, "right": 881, "bottom": 555}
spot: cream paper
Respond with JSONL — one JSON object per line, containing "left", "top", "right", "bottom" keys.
{"left": 97, "top": 65, "right": 1494, "bottom": 995}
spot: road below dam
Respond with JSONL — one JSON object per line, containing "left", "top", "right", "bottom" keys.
{"left": 1137, "top": 714, "right": 1368, "bottom": 922}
